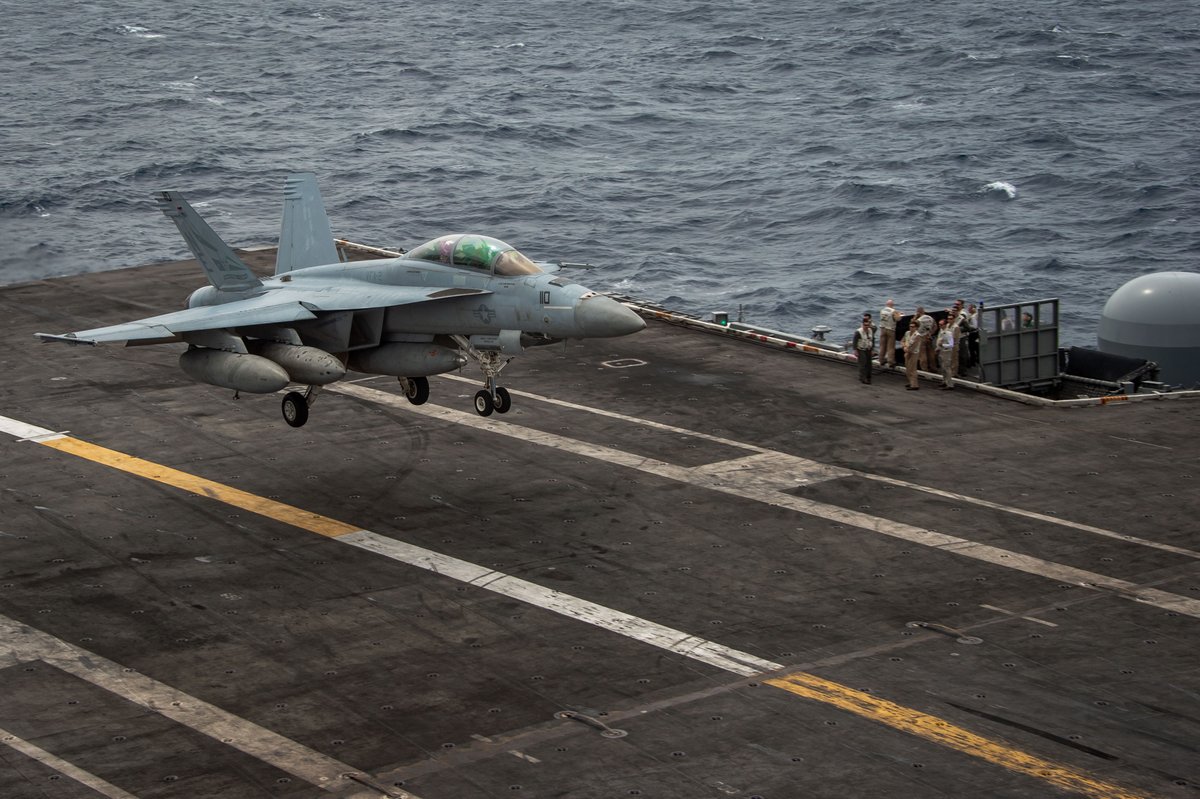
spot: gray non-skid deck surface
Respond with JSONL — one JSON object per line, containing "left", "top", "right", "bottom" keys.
{"left": 0, "top": 253, "right": 1197, "bottom": 799}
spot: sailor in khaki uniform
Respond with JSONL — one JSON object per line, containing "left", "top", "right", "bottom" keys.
{"left": 853, "top": 314, "right": 876, "bottom": 384}
{"left": 935, "top": 318, "right": 956, "bottom": 389}
{"left": 878, "top": 299, "right": 901, "bottom": 368}
{"left": 902, "top": 320, "right": 921, "bottom": 390}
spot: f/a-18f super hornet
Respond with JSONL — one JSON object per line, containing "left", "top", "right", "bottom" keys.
{"left": 36, "top": 173, "right": 645, "bottom": 427}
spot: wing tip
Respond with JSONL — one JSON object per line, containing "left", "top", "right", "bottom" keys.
{"left": 35, "top": 332, "right": 97, "bottom": 346}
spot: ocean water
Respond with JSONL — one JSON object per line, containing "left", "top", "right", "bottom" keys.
{"left": 1, "top": 0, "right": 1198, "bottom": 345}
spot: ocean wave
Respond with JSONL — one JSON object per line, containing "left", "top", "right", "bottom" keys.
{"left": 691, "top": 49, "right": 741, "bottom": 62}
{"left": 1103, "top": 229, "right": 1155, "bottom": 247}
{"left": 834, "top": 180, "right": 906, "bottom": 199}
{"left": 1010, "top": 128, "right": 1080, "bottom": 149}
{"left": 119, "top": 160, "right": 224, "bottom": 182}
{"left": 845, "top": 268, "right": 891, "bottom": 280}
{"left": 983, "top": 181, "right": 1018, "bottom": 199}
{"left": 118, "top": 25, "right": 165, "bottom": 40}
{"left": 355, "top": 127, "right": 427, "bottom": 140}
{"left": 1045, "top": 53, "right": 1113, "bottom": 71}
{"left": 991, "top": 28, "right": 1068, "bottom": 47}
{"left": 1026, "top": 256, "right": 1076, "bottom": 272}
{"left": 714, "top": 34, "right": 776, "bottom": 47}
{"left": 998, "top": 226, "right": 1066, "bottom": 243}
{"left": 1135, "top": 184, "right": 1179, "bottom": 200}
{"left": 0, "top": 195, "right": 66, "bottom": 217}
{"left": 765, "top": 60, "right": 799, "bottom": 73}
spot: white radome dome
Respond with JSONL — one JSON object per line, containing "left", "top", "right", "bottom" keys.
{"left": 1098, "top": 271, "right": 1200, "bottom": 386}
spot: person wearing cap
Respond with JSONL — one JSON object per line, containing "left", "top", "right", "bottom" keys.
{"left": 877, "top": 299, "right": 901, "bottom": 368}
{"left": 902, "top": 320, "right": 921, "bottom": 390}
{"left": 915, "top": 306, "right": 935, "bottom": 371}
{"left": 935, "top": 318, "right": 956, "bottom": 389}
{"left": 853, "top": 313, "right": 876, "bottom": 385}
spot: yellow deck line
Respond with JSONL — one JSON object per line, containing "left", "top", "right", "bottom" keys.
{"left": 40, "top": 436, "right": 360, "bottom": 539}
{"left": 767, "top": 673, "right": 1149, "bottom": 799}
{"left": 25, "top": 430, "right": 1157, "bottom": 799}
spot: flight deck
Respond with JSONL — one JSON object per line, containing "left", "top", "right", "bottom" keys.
{"left": 1, "top": 251, "right": 1198, "bottom": 799}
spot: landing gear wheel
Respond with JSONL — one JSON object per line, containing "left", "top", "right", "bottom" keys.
{"left": 474, "top": 389, "right": 494, "bottom": 417}
{"left": 400, "top": 376, "right": 429, "bottom": 405}
{"left": 282, "top": 391, "right": 309, "bottom": 428}
{"left": 493, "top": 386, "right": 512, "bottom": 414}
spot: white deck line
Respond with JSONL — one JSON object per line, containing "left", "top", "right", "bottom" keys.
{"left": 431, "top": 376, "right": 1200, "bottom": 560}
{"left": 331, "top": 384, "right": 1200, "bottom": 619}
{"left": 0, "top": 613, "right": 407, "bottom": 799}
{"left": 0, "top": 725, "right": 140, "bottom": 799}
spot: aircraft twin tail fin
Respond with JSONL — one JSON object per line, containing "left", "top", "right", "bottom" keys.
{"left": 156, "top": 191, "right": 263, "bottom": 292}
{"left": 276, "top": 172, "right": 339, "bottom": 275}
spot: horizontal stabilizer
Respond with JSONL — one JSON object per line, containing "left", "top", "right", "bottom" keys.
{"left": 157, "top": 191, "right": 263, "bottom": 292}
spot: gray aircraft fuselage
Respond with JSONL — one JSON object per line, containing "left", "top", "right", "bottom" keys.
{"left": 185, "top": 256, "right": 639, "bottom": 343}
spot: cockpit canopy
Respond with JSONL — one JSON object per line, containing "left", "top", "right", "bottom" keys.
{"left": 406, "top": 234, "right": 543, "bottom": 276}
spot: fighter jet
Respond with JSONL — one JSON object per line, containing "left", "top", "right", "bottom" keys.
{"left": 36, "top": 173, "right": 645, "bottom": 427}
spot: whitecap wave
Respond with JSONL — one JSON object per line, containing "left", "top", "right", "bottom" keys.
{"left": 120, "top": 24, "right": 164, "bottom": 39}
{"left": 893, "top": 97, "right": 931, "bottom": 111}
{"left": 984, "top": 181, "right": 1018, "bottom": 198}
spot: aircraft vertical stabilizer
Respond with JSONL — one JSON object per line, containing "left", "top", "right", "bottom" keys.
{"left": 156, "top": 192, "right": 263, "bottom": 292}
{"left": 276, "top": 173, "right": 339, "bottom": 275}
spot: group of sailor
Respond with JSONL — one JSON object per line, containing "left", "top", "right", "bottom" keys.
{"left": 852, "top": 299, "right": 980, "bottom": 390}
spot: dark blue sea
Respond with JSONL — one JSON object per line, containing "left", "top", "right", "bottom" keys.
{"left": 2, "top": 0, "right": 1198, "bottom": 345}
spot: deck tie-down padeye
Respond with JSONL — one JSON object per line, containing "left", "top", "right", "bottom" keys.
{"left": 554, "top": 710, "right": 627, "bottom": 738}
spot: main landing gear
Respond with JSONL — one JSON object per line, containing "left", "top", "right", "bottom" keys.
{"left": 281, "top": 385, "right": 322, "bottom": 428}
{"left": 398, "top": 372, "right": 510, "bottom": 416}
{"left": 398, "top": 372, "right": 512, "bottom": 416}
{"left": 281, "top": 377, "right": 428, "bottom": 428}
{"left": 398, "top": 376, "right": 429, "bottom": 405}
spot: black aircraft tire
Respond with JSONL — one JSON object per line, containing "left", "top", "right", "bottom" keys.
{"left": 474, "top": 389, "right": 494, "bottom": 417}
{"left": 282, "top": 391, "right": 309, "bottom": 428}
{"left": 403, "top": 376, "right": 430, "bottom": 405}
{"left": 494, "top": 386, "right": 512, "bottom": 414}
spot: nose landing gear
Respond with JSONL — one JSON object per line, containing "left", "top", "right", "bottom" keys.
{"left": 453, "top": 334, "right": 516, "bottom": 417}
{"left": 473, "top": 385, "right": 511, "bottom": 417}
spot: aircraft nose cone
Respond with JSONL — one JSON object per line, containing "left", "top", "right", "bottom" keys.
{"left": 575, "top": 295, "right": 646, "bottom": 337}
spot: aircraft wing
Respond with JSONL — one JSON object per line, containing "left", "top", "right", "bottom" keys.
{"left": 36, "top": 296, "right": 321, "bottom": 346}
{"left": 35, "top": 285, "right": 493, "bottom": 346}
